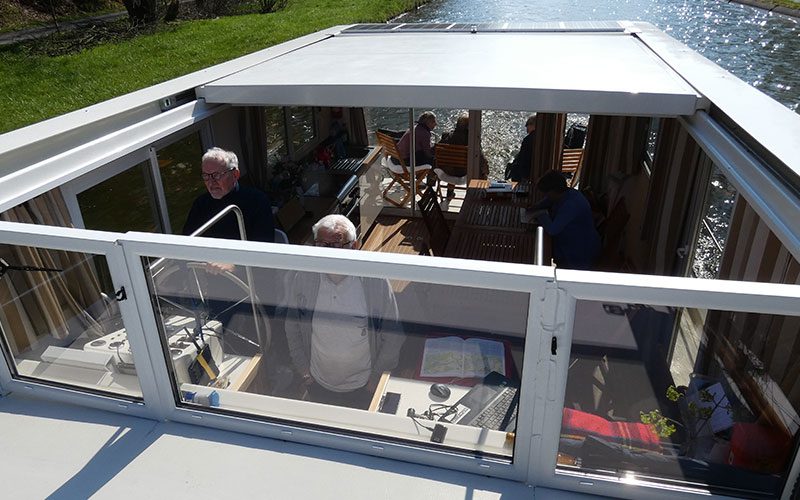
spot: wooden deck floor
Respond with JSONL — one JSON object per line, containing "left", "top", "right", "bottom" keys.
{"left": 361, "top": 216, "right": 433, "bottom": 256}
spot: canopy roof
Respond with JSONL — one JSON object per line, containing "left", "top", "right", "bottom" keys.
{"left": 199, "top": 23, "right": 704, "bottom": 116}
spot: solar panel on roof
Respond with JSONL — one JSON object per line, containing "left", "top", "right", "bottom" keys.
{"left": 341, "top": 21, "right": 625, "bottom": 34}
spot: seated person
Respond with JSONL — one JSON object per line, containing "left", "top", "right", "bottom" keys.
{"left": 534, "top": 171, "right": 601, "bottom": 270}
{"left": 183, "top": 147, "right": 275, "bottom": 244}
{"left": 396, "top": 111, "right": 437, "bottom": 166}
{"left": 506, "top": 114, "right": 536, "bottom": 181}
{"left": 284, "top": 215, "right": 405, "bottom": 410}
{"left": 438, "top": 114, "right": 490, "bottom": 181}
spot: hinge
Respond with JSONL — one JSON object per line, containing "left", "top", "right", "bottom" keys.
{"left": 114, "top": 286, "right": 127, "bottom": 302}
{"left": 551, "top": 336, "right": 558, "bottom": 356}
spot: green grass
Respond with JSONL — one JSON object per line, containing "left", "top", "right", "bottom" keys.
{"left": 0, "top": 0, "right": 422, "bottom": 134}
{"left": 773, "top": 0, "right": 800, "bottom": 9}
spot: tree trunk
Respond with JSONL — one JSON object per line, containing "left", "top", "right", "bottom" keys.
{"left": 123, "top": 0, "right": 159, "bottom": 25}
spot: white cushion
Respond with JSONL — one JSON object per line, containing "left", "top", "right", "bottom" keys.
{"left": 382, "top": 156, "right": 432, "bottom": 174}
{"left": 433, "top": 168, "right": 467, "bottom": 186}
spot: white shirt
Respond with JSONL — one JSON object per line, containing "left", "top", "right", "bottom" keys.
{"left": 310, "top": 275, "right": 371, "bottom": 391}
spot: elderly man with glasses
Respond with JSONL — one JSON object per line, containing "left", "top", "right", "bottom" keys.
{"left": 284, "top": 214, "right": 405, "bottom": 410}
{"left": 183, "top": 147, "right": 275, "bottom": 244}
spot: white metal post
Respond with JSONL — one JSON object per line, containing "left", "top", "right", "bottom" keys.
{"left": 148, "top": 146, "right": 173, "bottom": 235}
{"left": 409, "top": 108, "right": 416, "bottom": 216}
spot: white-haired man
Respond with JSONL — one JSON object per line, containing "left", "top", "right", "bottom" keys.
{"left": 183, "top": 147, "right": 275, "bottom": 243}
{"left": 284, "top": 215, "right": 404, "bottom": 410}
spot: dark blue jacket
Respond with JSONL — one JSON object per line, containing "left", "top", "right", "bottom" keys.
{"left": 537, "top": 189, "right": 600, "bottom": 270}
{"left": 508, "top": 131, "right": 535, "bottom": 181}
{"left": 182, "top": 184, "right": 275, "bottom": 243}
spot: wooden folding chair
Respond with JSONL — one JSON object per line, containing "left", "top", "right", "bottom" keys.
{"left": 560, "top": 148, "right": 585, "bottom": 188}
{"left": 433, "top": 143, "right": 469, "bottom": 200}
{"left": 417, "top": 186, "right": 451, "bottom": 256}
{"left": 375, "top": 131, "right": 432, "bottom": 208}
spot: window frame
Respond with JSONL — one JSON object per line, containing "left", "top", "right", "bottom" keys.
{"left": 534, "top": 269, "right": 800, "bottom": 499}
{"left": 116, "top": 229, "right": 552, "bottom": 482}
{"left": 285, "top": 105, "right": 320, "bottom": 159}
{"left": 60, "top": 123, "right": 213, "bottom": 234}
{"left": 0, "top": 219, "right": 797, "bottom": 497}
{"left": 0, "top": 221, "right": 165, "bottom": 420}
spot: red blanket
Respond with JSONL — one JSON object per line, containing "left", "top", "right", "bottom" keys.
{"left": 561, "top": 407, "right": 661, "bottom": 452}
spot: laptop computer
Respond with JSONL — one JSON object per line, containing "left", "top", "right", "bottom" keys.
{"left": 439, "top": 371, "right": 519, "bottom": 432}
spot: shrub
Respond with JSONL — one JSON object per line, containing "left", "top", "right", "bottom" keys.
{"left": 259, "top": 0, "right": 287, "bottom": 14}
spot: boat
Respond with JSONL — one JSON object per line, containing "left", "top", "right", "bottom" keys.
{"left": 0, "top": 21, "right": 798, "bottom": 499}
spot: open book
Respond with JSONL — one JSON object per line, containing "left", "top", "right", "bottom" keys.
{"left": 420, "top": 336, "right": 506, "bottom": 378}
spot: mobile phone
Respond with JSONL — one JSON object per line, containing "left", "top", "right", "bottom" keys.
{"left": 379, "top": 392, "right": 401, "bottom": 414}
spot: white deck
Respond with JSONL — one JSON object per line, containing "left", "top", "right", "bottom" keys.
{"left": 0, "top": 393, "right": 597, "bottom": 499}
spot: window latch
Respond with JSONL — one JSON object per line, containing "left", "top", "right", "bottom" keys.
{"left": 551, "top": 336, "right": 557, "bottom": 356}
{"left": 115, "top": 286, "right": 127, "bottom": 302}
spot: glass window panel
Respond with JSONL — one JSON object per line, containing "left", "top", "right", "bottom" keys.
{"left": 559, "top": 299, "right": 799, "bottom": 498}
{"left": 264, "top": 107, "right": 288, "bottom": 170}
{"left": 287, "top": 106, "right": 316, "bottom": 152}
{"left": 0, "top": 244, "right": 143, "bottom": 398}
{"left": 144, "top": 255, "right": 531, "bottom": 458}
{"left": 646, "top": 117, "right": 660, "bottom": 164}
{"left": 690, "top": 166, "right": 736, "bottom": 279}
{"left": 157, "top": 131, "right": 206, "bottom": 234}
{"left": 77, "top": 160, "right": 162, "bottom": 233}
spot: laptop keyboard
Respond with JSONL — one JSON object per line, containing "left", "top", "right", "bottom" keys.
{"left": 472, "top": 388, "right": 517, "bottom": 430}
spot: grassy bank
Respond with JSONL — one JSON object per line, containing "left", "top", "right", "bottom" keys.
{"left": 0, "top": 0, "right": 421, "bottom": 134}
{"left": 0, "top": 0, "right": 123, "bottom": 34}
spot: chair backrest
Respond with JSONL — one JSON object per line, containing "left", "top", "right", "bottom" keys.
{"left": 417, "top": 186, "right": 451, "bottom": 256}
{"left": 274, "top": 228, "right": 289, "bottom": 244}
{"left": 375, "top": 131, "right": 408, "bottom": 174}
{"left": 434, "top": 143, "right": 468, "bottom": 173}
{"left": 560, "top": 148, "right": 585, "bottom": 187}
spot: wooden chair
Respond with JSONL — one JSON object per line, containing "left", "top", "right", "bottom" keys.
{"left": 417, "top": 186, "right": 451, "bottom": 256}
{"left": 560, "top": 148, "right": 585, "bottom": 188}
{"left": 433, "top": 143, "right": 468, "bottom": 200}
{"left": 375, "top": 131, "right": 432, "bottom": 208}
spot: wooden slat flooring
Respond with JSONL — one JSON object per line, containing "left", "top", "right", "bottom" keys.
{"left": 362, "top": 216, "right": 431, "bottom": 256}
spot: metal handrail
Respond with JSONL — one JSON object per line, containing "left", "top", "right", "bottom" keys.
{"left": 535, "top": 225, "right": 545, "bottom": 266}
{"left": 150, "top": 204, "right": 247, "bottom": 277}
{"left": 150, "top": 204, "right": 264, "bottom": 350}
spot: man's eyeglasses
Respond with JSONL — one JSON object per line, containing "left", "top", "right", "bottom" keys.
{"left": 315, "top": 239, "right": 353, "bottom": 248}
{"left": 201, "top": 167, "right": 234, "bottom": 181}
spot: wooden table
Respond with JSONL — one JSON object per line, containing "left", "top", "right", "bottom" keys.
{"left": 445, "top": 228, "right": 537, "bottom": 264}
{"left": 444, "top": 180, "right": 543, "bottom": 264}
{"left": 455, "top": 180, "right": 530, "bottom": 233}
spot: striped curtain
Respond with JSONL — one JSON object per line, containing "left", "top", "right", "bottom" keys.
{"left": 701, "top": 200, "right": 800, "bottom": 434}
{"left": 349, "top": 107, "right": 369, "bottom": 147}
{"left": 529, "top": 113, "right": 566, "bottom": 206}
{"left": 579, "top": 115, "right": 649, "bottom": 197}
{"left": 0, "top": 189, "right": 104, "bottom": 354}
{"left": 639, "top": 118, "right": 710, "bottom": 275}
